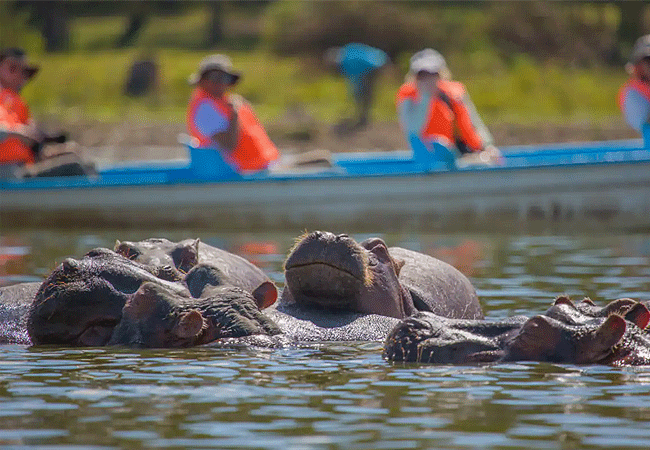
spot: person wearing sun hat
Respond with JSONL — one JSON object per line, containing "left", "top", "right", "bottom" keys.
{"left": 395, "top": 48, "right": 500, "bottom": 166}
{"left": 619, "top": 35, "right": 650, "bottom": 136}
{"left": 186, "top": 54, "right": 278, "bottom": 173}
{"left": 0, "top": 47, "right": 42, "bottom": 166}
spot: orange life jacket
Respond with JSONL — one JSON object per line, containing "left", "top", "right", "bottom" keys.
{"left": 186, "top": 88, "right": 278, "bottom": 172}
{"left": 396, "top": 80, "right": 484, "bottom": 152}
{"left": 0, "top": 87, "right": 34, "bottom": 165}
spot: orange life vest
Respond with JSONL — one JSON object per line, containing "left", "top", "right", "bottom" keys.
{"left": 396, "top": 80, "right": 484, "bottom": 152}
{"left": 0, "top": 87, "right": 34, "bottom": 165}
{"left": 186, "top": 88, "right": 278, "bottom": 172}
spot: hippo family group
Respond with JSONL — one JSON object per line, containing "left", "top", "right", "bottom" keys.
{"left": 2, "top": 231, "right": 650, "bottom": 366}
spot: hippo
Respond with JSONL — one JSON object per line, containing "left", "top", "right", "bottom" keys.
{"left": 281, "top": 231, "right": 482, "bottom": 320}
{"left": 0, "top": 282, "right": 41, "bottom": 344}
{"left": 26, "top": 248, "right": 277, "bottom": 347}
{"left": 24, "top": 232, "right": 483, "bottom": 348}
{"left": 384, "top": 297, "right": 650, "bottom": 366}
{"left": 114, "top": 237, "right": 272, "bottom": 294}
{"left": 108, "top": 282, "right": 282, "bottom": 348}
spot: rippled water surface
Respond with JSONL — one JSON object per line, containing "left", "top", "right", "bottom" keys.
{"left": 2, "top": 229, "right": 650, "bottom": 449}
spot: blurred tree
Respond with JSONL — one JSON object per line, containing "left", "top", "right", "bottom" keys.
{"left": 18, "top": 0, "right": 70, "bottom": 52}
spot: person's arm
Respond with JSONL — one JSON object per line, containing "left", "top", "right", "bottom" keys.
{"left": 459, "top": 92, "right": 494, "bottom": 148}
{"left": 621, "top": 88, "right": 650, "bottom": 133}
{"left": 210, "top": 103, "right": 239, "bottom": 153}
{"left": 398, "top": 90, "right": 431, "bottom": 136}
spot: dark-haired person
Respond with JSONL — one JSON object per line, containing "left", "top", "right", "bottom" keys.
{"left": 0, "top": 48, "right": 41, "bottom": 167}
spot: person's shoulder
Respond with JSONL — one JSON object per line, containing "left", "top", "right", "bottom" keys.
{"left": 397, "top": 81, "right": 418, "bottom": 99}
{"left": 438, "top": 80, "right": 466, "bottom": 100}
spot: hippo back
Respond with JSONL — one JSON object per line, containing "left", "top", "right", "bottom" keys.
{"left": 390, "top": 247, "right": 483, "bottom": 320}
{"left": 0, "top": 282, "right": 41, "bottom": 345}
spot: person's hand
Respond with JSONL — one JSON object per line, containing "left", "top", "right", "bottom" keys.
{"left": 479, "top": 145, "right": 504, "bottom": 165}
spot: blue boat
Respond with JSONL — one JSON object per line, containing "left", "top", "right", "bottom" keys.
{"left": 2, "top": 131, "right": 650, "bottom": 232}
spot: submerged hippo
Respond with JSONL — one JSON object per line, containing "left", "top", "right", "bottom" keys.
{"left": 384, "top": 297, "right": 650, "bottom": 366}
{"left": 27, "top": 248, "right": 276, "bottom": 347}
{"left": 108, "top": 282, "right": 281, "bottom": 348}
{"left": 281, "top": 231, "right": 482, "bottom": 320}
{"left": 114, "top": 237, "right": 271, "bottom": 294}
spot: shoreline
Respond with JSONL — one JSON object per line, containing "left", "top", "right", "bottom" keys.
{"left": 46, "top": 119, "right": 640, "bottom": 163}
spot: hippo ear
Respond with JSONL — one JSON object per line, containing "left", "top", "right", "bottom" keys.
{"left": 114, "top": 241, "right": 139, "bottom": 260}
{"left": 553, "top": 296, "right": 574, "bottom": 307}
{"left": 252, "top": 281, "right": 278, "bottom": 309}
{"left": 509, "top": 316, "right": 562, "bottom": 361}
{"left": 173, "top": 239, "right": 200, "bottom": 273}
{"left": 581, "top": 297, "right": 595, "bottom": 306}
{"left": 393, "top": 258, "right": 406, "bottom": 276}
{"left": 581, "top": 315, "right": 626, "bottom": 363}
{"left": 123, "top": 283, "right": 158, "bottom": 320}
{"left": 173, "top": 310, "right": 204, "bottom": 338}
{"left": 603, "top": 298, "right": 638, "bottom": 317}
{"left": 624, "top": 303, "right": 650, "bottom": 330}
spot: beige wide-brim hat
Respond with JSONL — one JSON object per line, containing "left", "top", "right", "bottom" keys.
{"left": 188, "top": 54, "right": 241, "bottom": 86}
{"left": 409, "top": 48, "right": 447, "bottom": 75}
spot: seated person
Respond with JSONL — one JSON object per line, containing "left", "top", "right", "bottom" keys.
{"left": 395, "top": 48, "right": 501, "bottom": 166}
{"left": 0, "top": 48, "right": 88, "bottom": 178}
{"left": 0, "top": 47, "right": 41, "bottom": 167}
{"left": 325, "top": 43, "right": 388, "bottom": 134}
{"left": 619, "top": 35, "right": 650, "bottom": 136}
{"left": 186, "top": 54, "right": 279, "bottom": 173}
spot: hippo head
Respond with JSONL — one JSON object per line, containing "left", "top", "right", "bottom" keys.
{"left": 115, "top": 237, "right": 200, "bottom": 275}
{"left": 383, "top": 312, "right": 525, "bottom": 364}
{"left": 28, "top": 252, "right": 131, "bottom": 346}
{"left": 546, "top": 296, "right": 650, "bottom": 329}
{"left": 508, "top": 297, "right": 650, "bottom": 365}
{"left": 283, "top": 231, "right": 415, "bottom": 319}
{"left": 109, "top": 281, "right": 282, "bottom": 348}
{"left": 28, "top": 248, "right": 188, "bottom": 347}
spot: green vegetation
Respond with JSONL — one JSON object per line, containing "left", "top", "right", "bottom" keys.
{"left": 2, "top": 2, "right": 634, "bottom": 129}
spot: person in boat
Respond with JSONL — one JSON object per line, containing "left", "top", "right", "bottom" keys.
{"left": 395, "top": 48, "right": 501, "bottom": 167}
{"left": 619, "top": 35, "right": 650, "bottom": 135}
{"left": 325, "top": 43, "right": 388, "bottom": 135}
{"left": 186, "top": 54, "right": 279, "bottom": 173}
{"left": 0, "top": 48, "right": 86, "bottom": 178}
{"left": 0, "top": 47, "right": 43, "bottom": 168}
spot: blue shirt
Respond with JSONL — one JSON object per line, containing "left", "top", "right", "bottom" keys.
{"left": 338, "top": 43, "right": 388, "bottom": 96}
{"left": 621, "top": 84, "right": 650, "bottom": 133}
{"left": 193, "top": 100, "right": 229, "bottom": 146}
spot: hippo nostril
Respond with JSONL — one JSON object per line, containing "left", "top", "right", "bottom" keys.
{"left": 337, "top": 234, "right": 349, "bottom": 240}
{"left": 62, "top": 258, "right": 79, "bottom": 273}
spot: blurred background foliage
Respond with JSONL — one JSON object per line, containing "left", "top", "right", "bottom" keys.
{"left": 0, "top": 0, "right": 648, "bottom": 130}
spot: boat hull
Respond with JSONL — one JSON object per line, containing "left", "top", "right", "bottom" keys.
{"left": 3, "top": 156, "right": 649, "bottom": 232}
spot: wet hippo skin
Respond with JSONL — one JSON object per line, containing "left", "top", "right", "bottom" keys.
{"left": 384, "top": 296, "right": 650, "bottom": 366}
{"left": 281, "top": 231, "right": 483, "bottom": 320}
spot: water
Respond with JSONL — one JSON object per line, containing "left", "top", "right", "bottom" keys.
{"left": 2, "top": 229, "right": 650, "bottom": 449}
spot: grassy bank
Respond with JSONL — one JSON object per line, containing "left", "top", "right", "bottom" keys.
{"left": 23, "top": 48, "right": 628, "bottom": 128}
{"left": 9, "top": 5, "right": 630, "bottom": 132}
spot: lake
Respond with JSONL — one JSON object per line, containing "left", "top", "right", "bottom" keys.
{"left": 1, "top": 228, "right": 650, "bottom": 449}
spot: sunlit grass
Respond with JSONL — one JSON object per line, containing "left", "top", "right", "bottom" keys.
{"left": 9, "top": 4, "right": 629, "bottom": 129}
